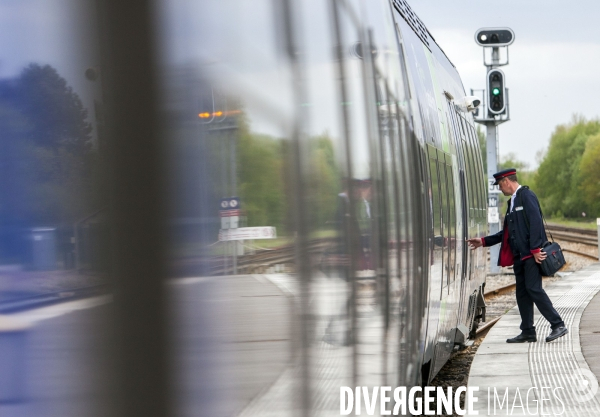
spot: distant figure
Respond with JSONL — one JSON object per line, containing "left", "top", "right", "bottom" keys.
{"left": 356, "top": 180, "right": 372, "bottom": 271}
{"left": 467, "top": 168, "right": 568, "bottom": 343}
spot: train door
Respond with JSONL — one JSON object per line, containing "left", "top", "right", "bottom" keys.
{"left": 437, "top": 150, "right": 451, "bottom": 295}
{"left": 445, "top": 101, "right": 470, "bottom": 314}
{"left": 444, "top": 154, "right": 457, "bottom": 290}
{"left": 466, "top": 122, "right": 488, "bottom": 282}
{"left": 426, "top": 144, "right": 444, "bottom": 300}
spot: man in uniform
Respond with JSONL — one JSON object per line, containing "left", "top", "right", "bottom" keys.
{"left": 467, "top": 168, "right": 568, "bottom": 343}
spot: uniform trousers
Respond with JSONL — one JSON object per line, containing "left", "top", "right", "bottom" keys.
{"left": 514, "top": 257, "right": 564, "bottom": 335}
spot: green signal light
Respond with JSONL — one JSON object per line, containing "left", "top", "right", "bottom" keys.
{"left": 492, "top": 88, "right": 501, "bottom": 96}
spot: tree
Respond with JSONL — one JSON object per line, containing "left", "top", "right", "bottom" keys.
{"left": 579, "top": 132, "right": 600, "bottom": 215}
{"left": 308, "top": 134, "right": 340, "bottom": 230}
{"left": 16, "top": 64, "right": 93, "bottom": 155}
{"left": 499, "top": 152, "right": 535, "bottom": 188}
{"left": 535, "top": 117, "right": 600, "bottom": 218}
{"left": 237, "top": 129, "right": 285, "bottom": 231}
{"left": 0, "top": 64, "right": 97, "bottom": 262}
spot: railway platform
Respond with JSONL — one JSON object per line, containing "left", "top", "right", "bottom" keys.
{"left": 468, "top": 262, "right": 600, "bottom": 416}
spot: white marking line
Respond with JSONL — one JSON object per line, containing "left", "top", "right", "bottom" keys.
{"left": 529, "top": 272, "right": 600, "bottom": 413}
{"left": 11, "top": 295, "right": 112, "bottom": 324}
{"left": 172, "top": 277, "right": 214, "bottom": 285}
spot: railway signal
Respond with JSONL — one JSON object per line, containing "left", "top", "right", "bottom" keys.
{"left": 473, "top": 27, "right": 515, "bottom": 274}
{"left": 487, "top": 69, "right": 506, "bottom": 116}
{"left": 474, "top": 28, "right": 515, "bottom": 47}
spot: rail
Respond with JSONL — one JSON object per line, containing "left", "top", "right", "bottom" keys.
{"left": 546, "top": 225, "right": 598, "bottom": 246}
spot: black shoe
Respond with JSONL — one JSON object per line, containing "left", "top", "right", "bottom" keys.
{"left": 506, "top": 333, "right": 537, "bottom": 343}
{"left": 546, "top": 326, "right": 568, "bottom": 342}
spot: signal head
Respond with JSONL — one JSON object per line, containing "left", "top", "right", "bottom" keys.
{"left": 487, "top": 68, "right": 507, "bottom": 116}
{"left": 475, "top": 28, "right": 515, "bottom": 47}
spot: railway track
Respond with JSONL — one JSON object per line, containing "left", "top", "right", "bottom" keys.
{"left": 546, "top": 224, "right": 598, "bottom": 246}
{"left": 3, "top": 225, "right": 595, "bottom": 314}
{"left": 563, "top": 248, "right": 598, "bottom": 260}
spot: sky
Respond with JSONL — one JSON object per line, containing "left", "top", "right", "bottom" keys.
{"left": 0, "top": 0, "right": 100, "bottom": 128}
{"left": 409, "top": 0, "right": 600, "bottom": 169}
{"left": 2, "top": 0, "right": 598, "bottom": 171}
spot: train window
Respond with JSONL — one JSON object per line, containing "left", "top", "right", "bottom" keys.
{"left": 469, "top": 125, "right": 487, "bottom": 212}
{"left": 462, "top": 120, "right": 482, "bottom": 213}
{"left": 467, "top": 124, "right": 485, "bottom": 213}
{"left": 459, "top": 141, "right": 470, "bottom": 206}
{"left": 445, "top": 104, "right": 460, "bottom": 145}
{"left": 462, "top": 140, "right": 477, "bottom": 213}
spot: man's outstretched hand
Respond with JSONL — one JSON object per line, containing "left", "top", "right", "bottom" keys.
{"left": 466, "top": 238, "right": 483, "bottom": 250}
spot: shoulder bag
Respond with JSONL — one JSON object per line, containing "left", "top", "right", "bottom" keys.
{"left": 520, "top": 187, "right": 566, "bottom": 276}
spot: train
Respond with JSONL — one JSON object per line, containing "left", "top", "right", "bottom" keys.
{"left": 0, "top": 0, "right": 489, "bottom": 415}
{"left": 160, "top": 0, "right": 488, "bottom": 405}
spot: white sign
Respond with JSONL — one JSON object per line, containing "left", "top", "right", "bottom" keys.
{"left": 221, "top": 217, "right": 230, "bottom": 230}
{"left": 219, "top": 227, "right": 277, "bottom": 241}
{"left": 230, "top": 216, "right": 239, "bottom": 229}
{"left": 488, "top": 207, "right": 499, "bottom": 223}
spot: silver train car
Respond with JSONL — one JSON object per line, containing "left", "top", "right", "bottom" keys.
{"left": 162, "top": 0, "right": 488, "bottom": 406}
{"left": 0, "top": 0, "right": 488, "bottom": 415}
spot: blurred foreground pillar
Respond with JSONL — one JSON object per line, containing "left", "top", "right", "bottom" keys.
{"left": 97, "top": 1, "right": 171, "bottom": 416}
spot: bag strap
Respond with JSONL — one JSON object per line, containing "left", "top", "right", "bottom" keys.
{"left": 519, "top": 186, "right": 554, "bottom": 243}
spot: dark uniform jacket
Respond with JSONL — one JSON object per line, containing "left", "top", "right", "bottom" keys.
{"left": 482, "top": 186, "right": 548, "bottom": 266}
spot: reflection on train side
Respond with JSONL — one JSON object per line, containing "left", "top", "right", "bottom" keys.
{"left": 0, "top": 0, "right": 487, "bottom": 416}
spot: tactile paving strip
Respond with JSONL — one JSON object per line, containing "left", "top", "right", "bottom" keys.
{"left": 529, "top": 271, "right": 600, "bottom": 416}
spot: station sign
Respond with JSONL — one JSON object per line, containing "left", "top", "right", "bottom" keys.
{"left": 488, "top": 196, "right": 498, "bottom": 208}
{"left": 220, "top": 197, "right": 240, "bottom": 211}
{"left": 488, "top": 207, "right": 499, "bottom": 224}
{"left": 219, "top": 227, "right": 277, "bottom": 241}
{"left": 488, "top": 179, "right": 500, "bottom": 193}
{"left": 220, "top": 197, "right": 240, "bottom": 230}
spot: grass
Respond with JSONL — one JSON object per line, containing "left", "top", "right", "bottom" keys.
{"left": 546, "top": 218, "right": 598, "bottom": 230}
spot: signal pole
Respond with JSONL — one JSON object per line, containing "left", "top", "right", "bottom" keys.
{"left": 473, "top": 28, "right": 515, "bottom": 274}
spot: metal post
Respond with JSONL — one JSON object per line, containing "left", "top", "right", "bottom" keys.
{"left": 597, "top": 218, "right": 600, "bottom": 261}
{"left": 231, "top": 133, "right": 238, "bottom": 274}
{"left": 491, "top": 47, "right": 500, "bottom": 66}
{"left": 222, "top": 138, "right": 228, "bottom": 275}
{"left": 487, "top": 123, "right": 501, "bottom": 274}
{"left": 474, "top": 29, "right": 514, "bottom": 274}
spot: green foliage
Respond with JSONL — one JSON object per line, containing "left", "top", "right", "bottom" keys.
{"left": 579, "top": 132, "right": 600, "bottom": 215}
{"left": 499, "top": 152, "right": 536, "bottom": 189}
{"left": 535, "top": 117, "right": 600, "bottom": 218}
{"left": 236, "top": 129, "right": 340, "bottom": 235}
{"left": 237, "top": 131, "right": 285, "bottom": 230}
{"left": 17, "top": 64, "right": 93, "bottom": 154}
{"left": 0, "top": 64, "right": 97, "bottom": 261}
{"left": 307, "top": 134, "right": 340, "bottom": 229}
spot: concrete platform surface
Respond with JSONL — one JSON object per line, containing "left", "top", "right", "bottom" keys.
{"left": 468, "top": 263, "right": 600, "bottom": 416}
